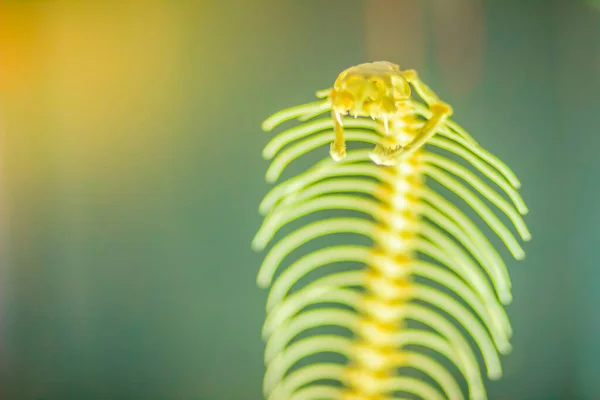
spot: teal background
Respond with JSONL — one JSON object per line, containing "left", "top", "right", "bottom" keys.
{"left": 0, "top": 0, "right": 598, "bottom": 399}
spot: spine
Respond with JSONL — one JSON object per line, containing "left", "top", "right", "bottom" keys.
{"left": 343, "top": 116, "right": 423, "bottom": 399}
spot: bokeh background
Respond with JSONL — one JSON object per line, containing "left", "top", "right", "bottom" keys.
{"left": 0, "top": 0, "right": 598, "bottom": 399}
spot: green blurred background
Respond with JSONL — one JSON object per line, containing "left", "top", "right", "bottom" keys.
{"left": 0, "top": 0, "right": 598, "bottom": 399}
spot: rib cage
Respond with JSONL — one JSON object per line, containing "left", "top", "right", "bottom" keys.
{"left": 253, "top": 87, "right": 530, "bottom": 399}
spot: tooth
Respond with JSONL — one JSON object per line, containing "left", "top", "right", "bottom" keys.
{"left": 335, "top": 110, "right": 344, "bottom": 126}
{"left": 383, "top": 115, "right": 389, "bottom": 134}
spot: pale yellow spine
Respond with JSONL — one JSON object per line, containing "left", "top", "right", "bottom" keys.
{"left": 342, "top": 117, "right": 423, "bottom": 399}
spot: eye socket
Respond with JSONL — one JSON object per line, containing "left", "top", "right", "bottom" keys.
{"left": 369, "top": 77, "right": 386, "bottom": 91}
{"left": 360, "top": 77, "right": 384, "bottom": 103}
{"left": 332, "top": 90, "right": 355, "bottom": 111}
